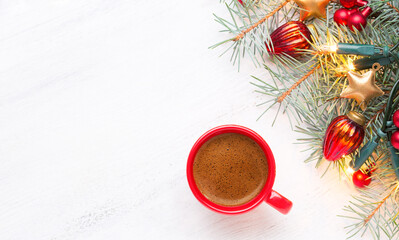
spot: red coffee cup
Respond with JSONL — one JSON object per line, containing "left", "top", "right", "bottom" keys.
{"left": 187, "top": 125, "right": 292, "bottom": 215}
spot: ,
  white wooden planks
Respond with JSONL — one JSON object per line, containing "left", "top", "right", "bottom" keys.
{"left": 0, "top": 0, "right": 367, "bottom": 239}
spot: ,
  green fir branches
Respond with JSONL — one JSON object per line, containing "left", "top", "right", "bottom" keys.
{"left": 210, "top": 0, "right": 300, "bottom": 68}
{"left": 213, "top": 0, "right": 399, "bottom": 239}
